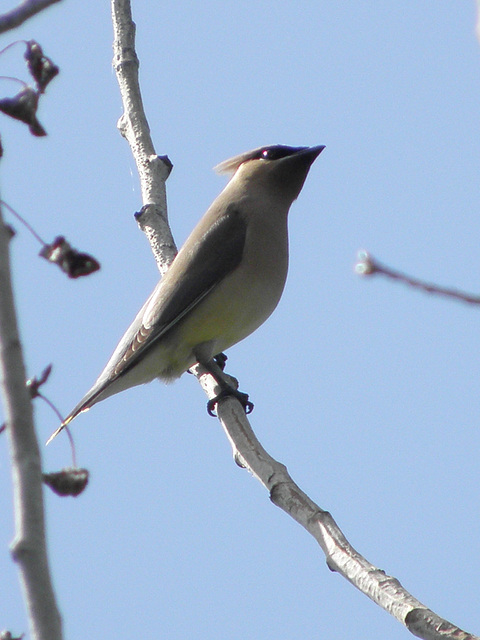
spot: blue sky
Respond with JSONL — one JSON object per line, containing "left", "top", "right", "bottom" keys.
{"left": 1, "top": 2, "right": 479, "bottom": 638}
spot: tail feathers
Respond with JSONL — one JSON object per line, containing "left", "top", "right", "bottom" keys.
{"left": 45, "top": 373, "right": 117, "bottom": 444}
{"left": 45, "top": 396, "right": 94, "bottom": 445}
{"left": 46, "top": 368, "right": 137, "bottom": 444}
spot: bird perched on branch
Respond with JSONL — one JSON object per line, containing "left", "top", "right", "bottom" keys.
{"left": 47, "top": 144, "right": 324, "bottom": 443}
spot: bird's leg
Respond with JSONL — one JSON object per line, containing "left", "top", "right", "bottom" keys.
{"left": 187, "top": 352, "right": 227, "bottom": 375}
{"left": 198, "top": 357, "right": 254, "bottom": 417}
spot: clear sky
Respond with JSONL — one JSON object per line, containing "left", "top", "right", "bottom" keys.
{"left": 1, "top": 2, "right": 479, "bottom": 639}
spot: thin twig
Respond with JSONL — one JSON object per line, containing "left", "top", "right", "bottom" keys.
{"left": 0, "top": 41, "right": 25, "bottom": 56}
{"left": 0, "top": 0, "right": 62, "bottom": 35}
{"left": 355, "top": 250, "right": 480, "bottom": 305}
{"left": 0, "top": 76, "right": 28, "bottom": 87}
{"left": 35, "top": 393, "right": 77, "bottom": 467}
{"left": 1, "top": 200, "right": 47, "bottom": 246}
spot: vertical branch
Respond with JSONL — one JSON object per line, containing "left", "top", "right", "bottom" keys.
{"left": 477, "top": 0, "right": 480, "bottom": 44}
{"left": 111, "top": 0, "right": 177, "bottom": 274}
{"left": 0, "top": 204, "right": 62, "bottom": 639}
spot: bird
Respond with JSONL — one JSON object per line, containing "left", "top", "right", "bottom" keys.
{"left": 47, "top": 144, "right": 324, "bottom": 443}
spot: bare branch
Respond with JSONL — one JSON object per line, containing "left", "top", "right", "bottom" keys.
{"left": 194, "top": 369, "right": 478, "bottom": 640}
{"left": 0, "top": 0, "right": 62, "bottom": 35}
{"left": 476, "top": 0, "right": 480, "bottom": 45}
{"left": 111, "top": 0, "right": 176, "bottom": 274}
{"left": 110, "top": 2, "right": 477, "bottom": 638}
{"left": 0, "top": 202, "right": 62, "bottom": 639}
{"left": 355, "top": 250, "right": 480, "bottom": 305}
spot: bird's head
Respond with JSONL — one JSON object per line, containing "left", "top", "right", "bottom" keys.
{"left": 215, "top": 144, "right": 325, "bottom": 202}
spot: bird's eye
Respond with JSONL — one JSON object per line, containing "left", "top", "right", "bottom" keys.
{"left": 259, "top": 146, "right": 306, "bottom": 161}
{"left": 261, "top": 147, "right": 286, "bottom": 160}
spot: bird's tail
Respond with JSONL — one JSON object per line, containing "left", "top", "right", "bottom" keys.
{"left": 46, "top": 417, "right": 70, "bottom": 445}
{"left": 45, "top": 374, "right": 114, "bottom": 444}
{"left": 45, "top": 402, "right": 91, "bottom": 445}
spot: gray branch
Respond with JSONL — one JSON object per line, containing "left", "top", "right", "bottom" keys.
{"left": 477, "top": 0, "right": 480, "bottom": 44}
{"left": 199, "top": 373, "right": 479, "bottom": 640}
{"left": 0, "top": 0, "right": 62, "bottom": 34}
{"left": 110, "top": 1, "right": 478, "bottom": 638}
{"left": 111, "top": 0, "right": 176, "bottom": 274}
{"left": 0, "top": 204, "right": 62, "bottom": 639}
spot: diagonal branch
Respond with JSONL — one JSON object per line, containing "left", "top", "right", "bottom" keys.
{"left": 356, "top": 250, "right": 480, "bottom": 305}
{"left": 110, "top": 1, "right": 478, "bottom": 638}
{"left": 205, "top": 380, "right": 479, "bottom": 640}
{"left": 0, "top": 0, "right": 62, "bottom": 35}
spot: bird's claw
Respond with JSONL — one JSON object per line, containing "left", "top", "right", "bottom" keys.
{"left": 207, "top": 388, "right": 254, "bottom": 417}
{"left": 213, "top": 352, "right": 228, "bottom": 371}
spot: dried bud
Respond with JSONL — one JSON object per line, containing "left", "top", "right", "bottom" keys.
{"left": 26, "top": 364, "right": 53, "bottom": 398}
{"left": 39, "top": 236, "right": 100, "bottom": 278}
{"left": 0, "top": 87, "right": 46, "bottom": 137}
{"left": 43, "top": 468, "right": 89, "bottom": 497}
{"left": 25, "top": 40, "right": 59, "bottom": 93}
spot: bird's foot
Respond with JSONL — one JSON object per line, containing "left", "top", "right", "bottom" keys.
{"left": 213, "top": 352, "right": 228, "bottom": 371}
{"left": 207, "top": 387, "right": 254, "bottom": 417}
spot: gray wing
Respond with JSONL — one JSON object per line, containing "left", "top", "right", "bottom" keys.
{"left": 48, "top": 207, "right": 248, "bottom": 438}
{"left": 108, "top": 206, "right": 247, "bottom": 380}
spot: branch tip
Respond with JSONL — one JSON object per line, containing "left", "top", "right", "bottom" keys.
{"left": 354, "top": 250, "right": 376, "bottom": 276}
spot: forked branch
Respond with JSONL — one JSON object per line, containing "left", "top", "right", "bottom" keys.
{"left": 110, "top": 1, "right": 478, "bottom": 638}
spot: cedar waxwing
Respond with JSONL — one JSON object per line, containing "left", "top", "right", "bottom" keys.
{"left": 47, "top": 144, "right": 324, "bottom": 443}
